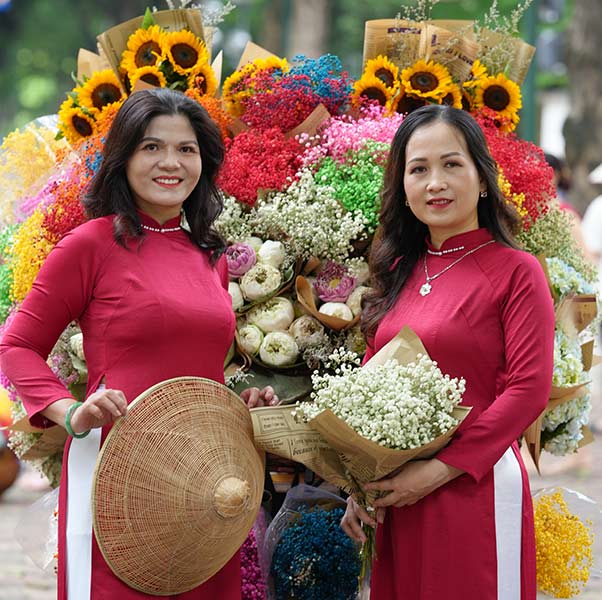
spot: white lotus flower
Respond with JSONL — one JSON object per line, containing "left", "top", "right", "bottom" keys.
{"left": 228, "top": 282, "right": 244, "bottom": 311}
{"left": 246, "top": 297, "right": 295, "bottom": 333}
{"left": 289, "top": 315, "right": 325, "bottom": 349}
{"left": 319, "top": 301, "right": 353, "bottom": 321}
{"left": 259, "top": 331, "right": 299, "bottom": 367}
{"left": 240, "top": 263, "right": 282, "bottom": 301}
{"left": 238, "top": 324, "right": 264, "bottom": 356}
{"left": 242, "top": 236, "right": 264, "bottom": 253}
{"left": 346, "top": 285, "right": 370, "bottom": 317}
{"left": 258, "top": 240, "right": 286, "bottom": 268}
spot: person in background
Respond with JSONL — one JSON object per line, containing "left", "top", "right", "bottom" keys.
{"left": 0, "top": 88, "right": 276, "bottom": 600}
{"left": 341, "top": 105, "right": 555, "bottom": 600}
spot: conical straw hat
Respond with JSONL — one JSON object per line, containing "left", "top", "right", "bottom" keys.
{"left": 92, "top": 377, "right": 265, "bottom": 595}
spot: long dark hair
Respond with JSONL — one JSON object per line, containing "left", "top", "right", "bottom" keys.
{"left": 85, "top": 88, "right": 226, "bottom": 263}
{"left": 362, "top": 105, "right": 520, "bottom": 339}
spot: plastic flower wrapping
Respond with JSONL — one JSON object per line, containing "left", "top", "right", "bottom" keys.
{"left": 262, "top": 484, "right": 361, "bottom": 600}
{"left": 533, "top": 487, "right": 602, "bottom": 598}
{"left": 0, "top": 1, "right": 600, "bottom": 594}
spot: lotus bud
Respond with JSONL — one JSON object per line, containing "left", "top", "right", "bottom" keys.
{"left": 319, "top": 302, "right": 353, "bottom": 321}
{"left": 238, "top": 324, "right": 264, "bottom": 355}
{"left": 242, "top": 236, "right": 264, "bottom": 253}
{"left": 289, "top": 315, "right": 324, "bottom": 350}
{"left": 228, "top": 282, "right": 244, "bottom": 311}
{"left": 240, "top": 263, "right": 282, "bottom": 301}
{"left": 259, "top": 331, "right": 299, "bottom": 367}
{"left": 246, "top": 297, "right": 295, "bottom": 333}
{"left": 346, "top": 285, "right": 370, "bottom": 317}
{"left": 225, "top": 243, "right": 256, "bottom": 278}
{"left": 258, "top": 240, "right": 286, "bottom": 269}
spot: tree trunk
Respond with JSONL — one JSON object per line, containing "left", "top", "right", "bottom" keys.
{"left": 563, "top": 0, "right": 602, "bottom": 214}
{"left": 287, "top": 0, "right": 330, "bottom": 58}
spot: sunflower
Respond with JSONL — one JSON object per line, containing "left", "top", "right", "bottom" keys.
{"left": 363, "top": 55, "right": 399, "bottom": 89}
{"left": 77, "top": 70, "right": 124, "bottom": 112}
{"left": 463, "top": 59, "right": 488, "bottom": 89}
{"left": 187, "top": 62, "right": 218, "bottom": 97}
{"left": 439, "top": 84, "right": 463, "bottom": 109}
{"left": 164, "top": 29, "right": 208, "bottom": 76}
{"left": 474, "top": 74, "right": 522, "bottom": 128}
{"left": 352, "top": 75, "right": 393, "bottom": 106}
{"left": 58, "top": 102, "right": 97, "bottom": 145}
{"left": 401, "top": 60, "right": 453, "bottom": 100}
{"left": 387, "top": 90, "right": 429, "bottom": 115}
{"left": 129, "top": 65, "right": 167, "bottom": 90}
{"left": 120, "top": 25, "right": 166, "bottom": 73}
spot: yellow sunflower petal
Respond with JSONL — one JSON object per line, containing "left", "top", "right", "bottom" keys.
{"left": 120, "top": 25, "right": 166, "bottom": 73}
{"left": 474, "top": 73, "right": 522, "bottom": 127}
{"left": 77, "top": 70, "right": 124, "bottom": 112}
{"left": 164, "top": 29, "right": 209, "bottom": 76}
{"left": 463, "top": 59, "right": 488, "bottom": 89}
{"left": 439, "top": 84, "right": 463, "bottom": 109}
{"left": 187, "top": 62, "right": 218, "bottom": 97}
{"left": 363, "top": 55, "right": 400, "bottom": 89}
{"left": 129, "top": 65, "right": 168, "bottom": 90}
{"left": 401, "top": 59, "right": 453, "bottom": 99}
{"left": 352, "top": 74, "right": 393, "bottom": 106}
{"left": 58, "top": 104, "right": 97, "bottom": 145}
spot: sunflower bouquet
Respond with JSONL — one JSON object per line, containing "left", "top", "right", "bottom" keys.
{"left": 57, "top": 7, "right": 216, "bottom": 145}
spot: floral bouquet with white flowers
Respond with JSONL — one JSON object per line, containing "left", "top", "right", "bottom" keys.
{"left": 250, "top": 326, "right": 470, "bottom": 585}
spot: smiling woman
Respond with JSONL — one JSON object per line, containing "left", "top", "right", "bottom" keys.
{"left": 0, "top": 88, "right": 277, "bottom": 600}
{"left": 342, "top": 105, "right": 556, "bottom": 600}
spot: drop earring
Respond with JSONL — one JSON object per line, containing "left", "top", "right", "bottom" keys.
{"left": 479, "top": 190, "right": 488, "bottom": 198}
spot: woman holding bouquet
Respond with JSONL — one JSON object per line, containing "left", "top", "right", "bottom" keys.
{"left": 0, "top": 88, "right": 276, "bottom": 600}
{"left": 341, "top": 105, "right": 554, "bottom": 599}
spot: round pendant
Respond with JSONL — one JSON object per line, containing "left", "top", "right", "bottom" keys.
{"left": 419, "top": 282, "right": 432, "bottom": 296}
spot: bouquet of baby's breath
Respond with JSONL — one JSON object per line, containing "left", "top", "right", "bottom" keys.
{"left": 291, "top": 327, "right": 468, "bottom": 586}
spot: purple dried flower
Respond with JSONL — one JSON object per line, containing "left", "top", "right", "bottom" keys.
{"left": 314, "top": 261, "right": 357, "bottom": 302}
{"left": 226, "top": 243, "right": 257, "bottom": 278}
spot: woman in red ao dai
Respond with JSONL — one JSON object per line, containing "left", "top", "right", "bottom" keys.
{"left": 0, "top": 88, "right": 276, "bottom": 600}
{"left": 341, "top": 105, "right": 555, "bottom": 600}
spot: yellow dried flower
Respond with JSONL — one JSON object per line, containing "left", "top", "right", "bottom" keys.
{"left": 0, "top": 126, "right": 70, "bottom": 225}
{"left": 498, "top": 170, "right": 528, "bottom": 221}
{"left": 534, "top": 489, "right": 594, "bottom": 598}
{"left": 7, "top": 210, "right": 54, "bottom": 304}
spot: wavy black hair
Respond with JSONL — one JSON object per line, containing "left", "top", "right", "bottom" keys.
{"left": 362, "top": 104, "right": 520, "bottom": 338}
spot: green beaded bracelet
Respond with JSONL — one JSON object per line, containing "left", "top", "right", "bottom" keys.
{"left": 65, "top": 402, "right": 90, "bottom": 439}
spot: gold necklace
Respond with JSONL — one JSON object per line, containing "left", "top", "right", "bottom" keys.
{"left": 419, "top": 240, "right": 495, "bottom": 296}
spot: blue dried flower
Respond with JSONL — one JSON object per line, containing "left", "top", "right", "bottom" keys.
{"left": 270, "top": 506, "right": 360, "bottom": 600}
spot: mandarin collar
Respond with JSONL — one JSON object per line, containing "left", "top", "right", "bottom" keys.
{"left": 136, "top": 210, "right": 182, "bottom": 231}
{"left": 425, "top": 228, "right": 493, "bottom": 255}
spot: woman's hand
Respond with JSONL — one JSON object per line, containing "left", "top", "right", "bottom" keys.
{"left": 69, "top": 388, "right": 128, "bottom": 434}
{"left": 363, "top": 459, "right": 464, "bottom": 511}
{"left": 240, "top": 386, "right": 279, "bottom": 409}
{"left": 340, "top": 496, "right": 381, "bottom": 543}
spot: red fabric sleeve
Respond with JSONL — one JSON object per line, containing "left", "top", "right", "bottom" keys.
{"left": 435, "top": 255, "right": 555, "bottom": 482}
{"left": 0, "top": 224, "right": 107, "bottom": 427}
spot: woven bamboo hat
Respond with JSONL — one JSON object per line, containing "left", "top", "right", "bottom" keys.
{"left": 91, "top": 377, "right": 265, "bottom": 596}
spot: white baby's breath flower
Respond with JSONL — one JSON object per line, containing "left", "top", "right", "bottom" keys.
{"left": 295, "top": 354, "right": 465, "bottom": 450}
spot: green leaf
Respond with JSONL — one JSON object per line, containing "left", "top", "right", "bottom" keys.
{"left": 141, "top": 7, "right": 155, "bottom": 30}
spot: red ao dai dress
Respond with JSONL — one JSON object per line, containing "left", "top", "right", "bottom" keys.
{"left": 0, "top": 212, "right": 240, "bottom": 600}
{"left": 366, "top": 229, "right": 555, "bottom": 600}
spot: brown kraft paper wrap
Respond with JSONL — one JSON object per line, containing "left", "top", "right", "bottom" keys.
{"left": 5, "top": 416, "right": 67, "bottom": 460}
{"left": 362, "top": 19, "right": 422, "bottom": 70}
{"left": 251, "top": 325, "right": 471, "bottom": 503}
{"left": 96, "top": 8, "right": 208, "bottom": 79}
{"left": 477, "top": 29, "right": 535, "bottom": 85}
